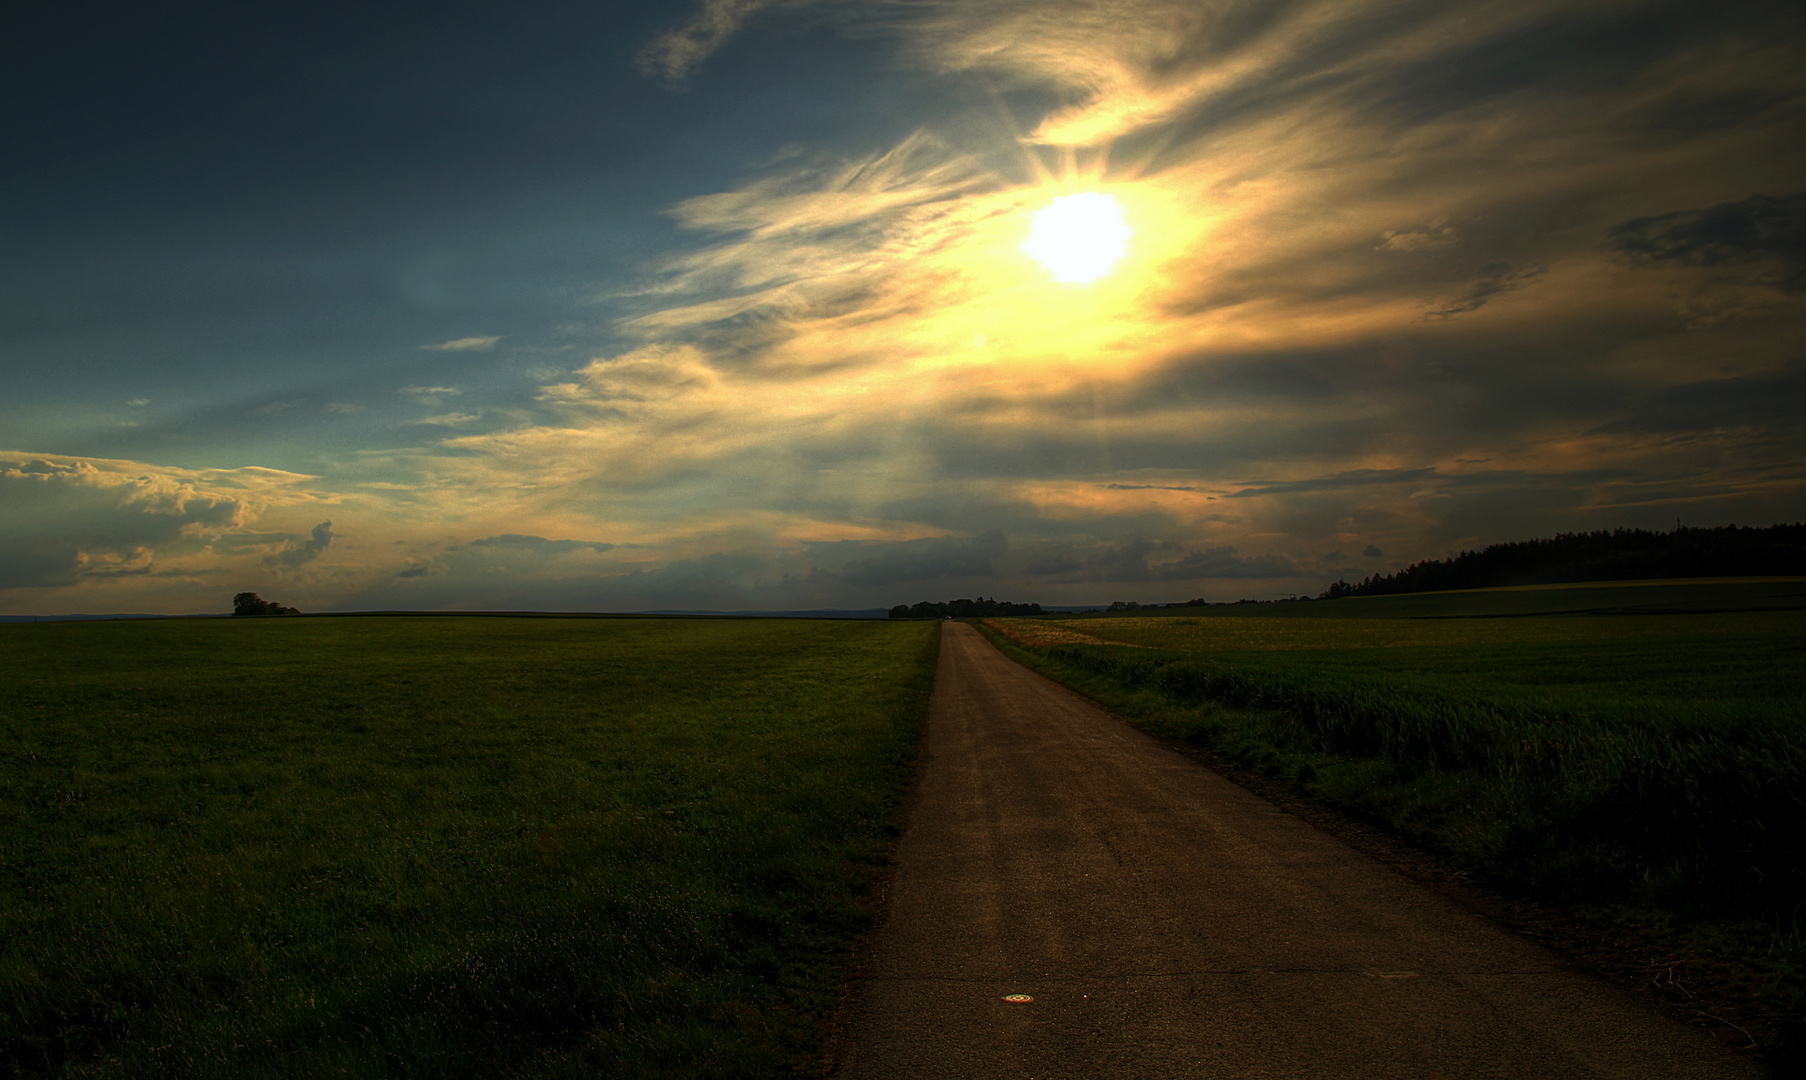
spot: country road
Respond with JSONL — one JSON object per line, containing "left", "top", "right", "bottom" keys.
{"left": 829, "top": 622, "right": 1761, "bottom": 1079}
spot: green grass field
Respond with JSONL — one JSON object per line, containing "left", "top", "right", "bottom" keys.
{"left": 0, "top": 616, "right": 940, "bottom": 1079}
{"left": 978, "top": 598, "right": 1805, "bottom": 1038}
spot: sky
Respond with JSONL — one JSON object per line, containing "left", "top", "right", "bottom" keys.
{"left": 2, "top": 0, "right": 1802, "bottom": 614}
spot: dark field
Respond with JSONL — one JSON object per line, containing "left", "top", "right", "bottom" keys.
{"left": 0, "top": 617, "right": 940, "bottom": 1078}
{"left": 979, "top": 591, "right": 1805, "bottom": 1046}
{"left": 1056, "top": 575, "right": 1806, "bottom": 619}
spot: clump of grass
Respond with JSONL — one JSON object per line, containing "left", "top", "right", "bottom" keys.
{"left": 1036, "top": 641, "right": 1802, "bottom": 906}
{"left": 0, "top": 617, "right": 940, "bottom": 1078}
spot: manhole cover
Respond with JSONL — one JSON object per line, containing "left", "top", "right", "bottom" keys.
{"left": 1002, "top": 994, "right": 1034, "bottom": 1003}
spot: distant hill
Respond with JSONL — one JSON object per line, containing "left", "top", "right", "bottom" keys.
{"left": 1321, "top": 523, "right": 1806, "bottom": 599}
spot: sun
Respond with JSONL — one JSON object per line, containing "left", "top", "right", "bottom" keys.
{"left": 1023, "top": 192, "right": 1132, "bottom": 284}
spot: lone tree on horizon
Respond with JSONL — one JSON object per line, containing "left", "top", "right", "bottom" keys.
{"left": 232, "top": 592, "right": 300, "bottom": 617}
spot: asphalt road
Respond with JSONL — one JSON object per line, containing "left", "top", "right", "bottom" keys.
{"left": 830, "top": 622, "right": 1762, "bottom": 1079}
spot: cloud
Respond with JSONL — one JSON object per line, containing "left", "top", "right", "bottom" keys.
{"left": 265, "top": 521, "right": 334, "bottom": 569}
{"left": 1606, "top": 192, "right": 1806, "bottom": 333}
{"left": 1363, "top": 545, "right": 1383, "bottom": 557}
{"left": 1023, "top": 555, "right": 1083, "bottom": 576}
{"left": 8, "top": 0, "right": 1803, "bottom": 616}
{"left": 826, "top": 530, "right": 1010, "bottom": 587}
{"left": 462, "top": 534, "right": 618, "bottom": 556}
{"left": 1379, "top": 222, "right": 1459, "bottom": 252}
{"left": 639, "top": 0, "right": 778, "bottom": 83}
{"left": 1423, "top": 262, "right": 1546, "bottom": 321}
{"left": 1228, "top": 469, "right": 1440, "bottom": 499}
{"left": 421, "top": 335, "right": 501, "bottom": 352}
{"left": 0, "top": 453, "right": 317, "bottom": 591}
{"left": 1080, "top": 538, "right": 1299, "bottom": 582}
{"left": 343, "top": 548, "right": 780, "bottom": 614}
{"left": 1589, "top": 360, "right": 1806, "bottom": 436}
{"left": 902, "top": 1, "right": 1639, "bottom": 148}
{"left": 1609, "top": 190, "right": 1804, "bottom": 288}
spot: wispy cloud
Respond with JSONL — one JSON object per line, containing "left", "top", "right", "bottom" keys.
{"left": 420, "top": 335, "right": 501, "bottom": 352}
{"left": 398, "top": 385, "right": 461, "bottom": 402}
{"left": 639, "top": 0, "right": 779, "bottom": 84}
{"left": 1423, "top": 263, "right": 1547, "bottom": 321}
{"left": 409, "top": 0, "right": 1800, "bottom": 602}
{"left": 1378, "top": 221, "right": 1459, "bottom": 252}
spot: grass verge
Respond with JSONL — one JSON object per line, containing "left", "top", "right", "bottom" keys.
{"left": 0, "top": 616, "right": 940, "bottom": 1078}
{"left": 975, "top": 612, "right": 1803, "bottom": 1060}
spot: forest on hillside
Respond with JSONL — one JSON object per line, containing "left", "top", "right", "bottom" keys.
{"left": 1321, "top": 523, "right": 1806, "bottom": 598}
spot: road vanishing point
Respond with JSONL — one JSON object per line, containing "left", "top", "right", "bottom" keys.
{"left": 830, "top": 622, "right": 1762, "bottom": 1079}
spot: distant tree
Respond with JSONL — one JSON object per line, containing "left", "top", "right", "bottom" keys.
{"left": 233, "top": 592, "right": 300, "bottom": 616}
{"left": 887, "top": 596, "right": 1044, "bottom": 618}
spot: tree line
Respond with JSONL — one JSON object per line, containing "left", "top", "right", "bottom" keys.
{"left": 889, "top": 597, "right": 1044, "bottom": 619}
{"left": 233, "top": 592, "right": 301, "bottom": 616}
{"left": 1319, "top": 523, "right": 1806, "bottom": 599}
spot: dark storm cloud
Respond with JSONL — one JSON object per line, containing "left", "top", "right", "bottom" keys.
{"left": 377, "top": 533, "right": 634, "bottom": 591}
{"left": 1081, "top": 540, "right": 1299, "bottom": 583}
{"left": 265, "top": 521, "right": 334, "bottom": 569}
{"left": 1590, "top": 361, "right": 1806, "bottom": 436}
{"left": 826, "top": 530, "right": 1010, "bottom": 587}
{"left": 1609, "top": 191, "right": 1805, "bottom": 286}
{"left": 346, "top": 548, "right": 777, "bottom": 613}
{"left": 213, "top": 532, "right": 310, "bottom": 552}
{"left": 1023, "top": 555, "right": 1084, "bottom": 576}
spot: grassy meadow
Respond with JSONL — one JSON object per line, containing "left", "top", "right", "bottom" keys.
{"left": 0, "top": 616, "right": 940, "bottom": 1079}
{"left": 978, "top": 595, "right": 1805, "bottom": 1030}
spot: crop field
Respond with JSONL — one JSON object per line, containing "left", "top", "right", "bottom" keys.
{"left": 0, "top": 616, "right": 940, "bottom": 1079}
{"left": 1045, "top": 576, "right": 1806, "bottom": 620}
{"left": 979, "top": 602, "right": 1805, "bottom": 1026}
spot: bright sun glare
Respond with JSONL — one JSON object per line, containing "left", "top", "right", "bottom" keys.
{"left": 1023, "top": 192, "right": 1132, "bottom": 284}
